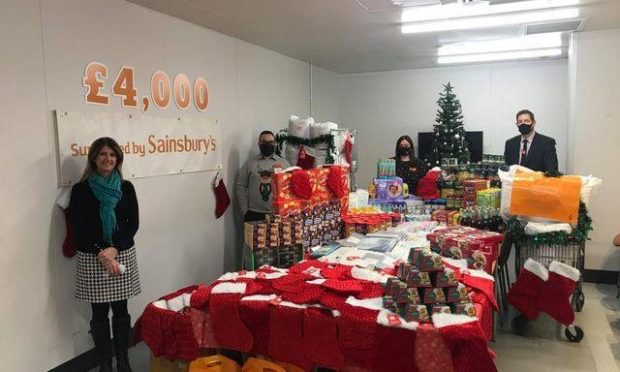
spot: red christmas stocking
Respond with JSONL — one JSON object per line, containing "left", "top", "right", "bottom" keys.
{"left": 239, "top": 296, "right": 272, "bottom": 356}
{"left": 189, "top": 308, "right": 217, "bottom": 349}
{"left": 132, "top": 315, "right": 144, "bottom": 346}
{"left": 373, "top": 313, "right": 418, "bottom": 372}
{"left": 538, "top": 260, "right": 580, "bottom": 325}
{"left": 280, "top": 282, "right": 324, "bottom": 304}
{"left": 244, "top": 280, "right": 275, "bottom": 296}
{"left": 327, "top": 166, "right": 348, "bottom": 198}
{"left": 357, "top": 282, "right": 385, "bottom": 299}
{"left": 319, "top": 291, "right": 347, "bottom": 312}
{"left": 291, "top": 169, "right": 313, "bottom": 199}
{"left": 320, "top": 264, "right": 352, "bottom": 280}
{"left": 297, "top": 146, "right": 315, "bottom": 170}
{"left": 160, "top": 309, "right": 179, "bottom": 360}
{"left": 304, "top": 307, "right": 344, "bottom": 370}
{"left": 271, "top": 273, "right": 314, "bottom": 293}
{"left": 172, "top": 312, "right": 199, "bottom": 361}
{"left": 433, "top": 314, "right": 497, "bottom": 372}
{"left": 208, "top": 283, "right": 254, "bottom": 351}
{"left": 343, "top": 133, "right": 353, "bottom": 166}
{"left": 322, "top": 279, "right": 363, "bottom": 295}
{"left": 461, "top": 272, "right": 498, "bottom": 310}
{"left": 62, "top": 208, "right": 77, "bottom": 257}
{"left": 337, "top": 303, "right": 381, "bottom": 370}
{"left": 141, "top": 286, "right": 197, "bottom": 357}
{"left": 139, "top": 303, "right": 166, "bottom": 357}
{"left": 507, "top": 258, "right": 548, "bottom": 320}
{"left": 212, "top": 171, "right": 231, "bottom": 219}
{"left": 288, "top": 260, "right": 328, "bottom": 276}
{"left": 269, "top": 304, "right": 313, "bottom": 371}
{"left": 189, "top": 284, "right": 213, "bottom": 310}
{"left": 415, "top": 324, "right": 454, "bottom": 372}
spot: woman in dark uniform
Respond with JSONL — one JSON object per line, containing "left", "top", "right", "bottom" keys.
{"left": 69, "top": 137, "right": 140, "bottom": 372}
{"left": 392, "top": 135, "right": 428, "bottom": 196}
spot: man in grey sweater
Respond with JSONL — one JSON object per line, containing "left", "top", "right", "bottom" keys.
{"left": 236, "top": 130, "right": 290, "bottom": 222}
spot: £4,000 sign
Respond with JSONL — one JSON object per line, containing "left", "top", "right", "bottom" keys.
{"left": 54, "top": 62, "right": 221, "bottom": 187}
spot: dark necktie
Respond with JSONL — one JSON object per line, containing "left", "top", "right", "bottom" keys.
{"left": 520, "top": 139, "right": 528, "bottom": 166}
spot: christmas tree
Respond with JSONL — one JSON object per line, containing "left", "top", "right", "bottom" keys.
{"left": 425, "top": 83, "right": 471, "bottom": 166}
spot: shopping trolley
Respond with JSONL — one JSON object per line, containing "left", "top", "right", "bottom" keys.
{"left": 512, "top": 240, "right": 585, "bottom": 342}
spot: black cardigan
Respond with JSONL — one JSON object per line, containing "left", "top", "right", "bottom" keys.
{"left": 392, "top": 157, "right": 428, "bottom": 195}
{"left": 69, "top": 180, "right": 139, "bottom": 254}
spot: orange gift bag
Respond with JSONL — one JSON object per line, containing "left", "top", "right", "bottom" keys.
{"left": 510, "top": 171, "right": 581, "bottom": 224}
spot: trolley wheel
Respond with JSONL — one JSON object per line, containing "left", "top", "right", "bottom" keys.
{"left": 511, "top": 315, "right": 529, "bottom": 336}
{"left": 565, "top": 326, "right": 584, "bottom": 343}
{"left": 575, "top": 292, "right": 585, "bottom": 312}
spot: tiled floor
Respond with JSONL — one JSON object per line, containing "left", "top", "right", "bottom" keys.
{"left": 90, "top": 283, "right": 620, "bottom": 372}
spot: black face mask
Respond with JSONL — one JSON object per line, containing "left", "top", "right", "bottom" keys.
{"left": 518, "top": 124, "right": 533, "bottom": 135}
{"left": 397, "top": 146, "right": 411, "bottom": 156}
{"left": 259, "top": 143, "right": 275, "bottom": 157}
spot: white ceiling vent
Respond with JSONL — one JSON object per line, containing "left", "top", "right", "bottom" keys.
{"left": 356, "top": 0, "right": 440, "bottom": 11}
{"left": 525, "top": 20, "right": 583, "bottom": 34}
{"left": 489, "top": 0, "right": 530, "bottom": 4}
{"left": 390, "top": 0, "right": 441, "bottom": 6}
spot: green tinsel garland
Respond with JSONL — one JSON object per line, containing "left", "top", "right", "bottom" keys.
{"left": 544, "top": 170, "right": 563, "bottom": 178}
{"left": 508, "top": 201, "right": 593, "bottom": 246}
{"left": 274, "top": 132, "right": 336, "bottom": 164}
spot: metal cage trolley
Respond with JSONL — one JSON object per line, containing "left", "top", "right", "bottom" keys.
{"left": 513, "top": 240, "right": 585, "bottom": 342}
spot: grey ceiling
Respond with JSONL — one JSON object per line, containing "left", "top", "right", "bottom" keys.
{"left": 126, "top": 0, "right": 620, "bottom": 73}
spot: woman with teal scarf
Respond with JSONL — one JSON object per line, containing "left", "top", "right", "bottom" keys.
{"left": 69, "top": 137, "right": 141, "bottom": 372}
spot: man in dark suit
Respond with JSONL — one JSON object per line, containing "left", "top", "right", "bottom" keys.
{"left": 504, "top": 109, "right": 558, "bottom": 172}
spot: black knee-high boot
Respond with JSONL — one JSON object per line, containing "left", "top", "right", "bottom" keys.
{"left": 90, "top": 320, "right": 113, "bottom": 372}
{"left": 112, "top": 315, "right": 133, "bottom": 372}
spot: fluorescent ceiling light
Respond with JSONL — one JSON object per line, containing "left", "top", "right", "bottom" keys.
{"left": 401, "top": 7, "right": 579, "bottom": 33}
{"left": 437, "top": 48, "right": 562, "bottom": 64}
{"left": 402, "top": 0, "right": 580, "bottom": 23}
{"left": 438, "top": 32, "right": 562, "bottom": 56}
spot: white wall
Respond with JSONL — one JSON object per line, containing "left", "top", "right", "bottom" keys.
{"left": 0, "top": 0, "right": 341, "bottom": 370}
{"left": 311, "top": 65, "right": 342, "bottom": 123}
{"left": 339, "top": 61, "right": 569, "bottom": 188}
{"left": 568, "top": 29, "right": 620, "bottom": 271}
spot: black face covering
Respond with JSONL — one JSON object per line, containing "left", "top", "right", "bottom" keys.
{"left": 259, "top": 143, "right": 275, "bottom": 157}
{"left": 397, "top": 146, "right": 411, "bottom": 157}
{"left": 518, "top": 124, "right": 533, "bottom": 135}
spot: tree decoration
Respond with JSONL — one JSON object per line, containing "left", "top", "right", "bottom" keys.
{"left": 425, "top": 83, "right": 471, "bottom": 166}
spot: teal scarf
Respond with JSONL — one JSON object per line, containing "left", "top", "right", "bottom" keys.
{"left": 88, "top": 170, "right": 123, "bottom": 244}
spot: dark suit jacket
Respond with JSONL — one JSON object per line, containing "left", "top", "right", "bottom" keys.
{"left": 504, "top": 132, "right": 558, "bottom": 173}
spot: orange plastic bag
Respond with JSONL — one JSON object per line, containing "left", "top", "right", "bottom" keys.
{"left": 189, "top": 355, "right": 241, "bottom": 372}
{"left": 510, "top": 171, "right": 581, "bottom": 224}
{"left": 241, "top": 358, "right": 286, "bottom": 372}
